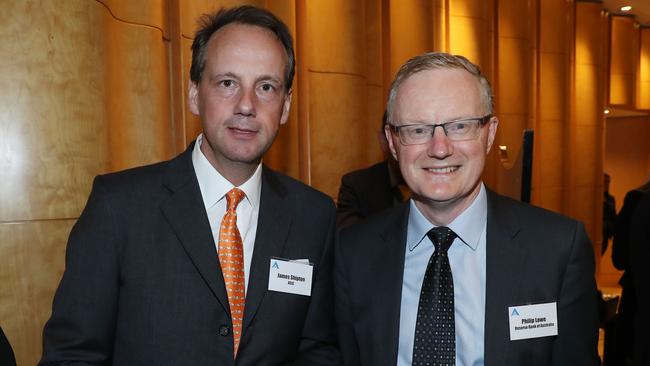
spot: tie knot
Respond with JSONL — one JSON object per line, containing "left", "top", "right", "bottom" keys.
{"left": 225, "top": 188, "right": 246, "bottom": 213}
{"left": 427, "top": 226, "right": 457, "bottom": 254}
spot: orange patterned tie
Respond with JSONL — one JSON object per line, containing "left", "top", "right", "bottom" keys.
{"left": 218, "top": 188, "right": 246, "bottom": 357}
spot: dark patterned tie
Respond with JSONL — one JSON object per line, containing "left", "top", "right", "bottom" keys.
{"left": 412, "top": 226, "right": 457, "bottom": 366}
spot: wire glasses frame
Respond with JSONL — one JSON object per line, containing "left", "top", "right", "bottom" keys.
{"left": 389, "top": 115, "right": 493, "bottom": 145}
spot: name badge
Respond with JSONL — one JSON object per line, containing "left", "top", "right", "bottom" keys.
{"left": 508, "top": 302, "right": 558, "bottom": 340}
{"left": 268, "top": 258, "right": 313, "bottom": 296}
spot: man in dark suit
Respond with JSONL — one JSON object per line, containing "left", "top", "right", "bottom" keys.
{"left": 611, "top": 179, "right": 650, "bottom": 363}
{"left": 336, "top": 114, "right": 407, "bottom": 229}
{"left": 629, "top": 190, "right": 650, "bottom": 365}
{"left": 0, "top": 327, "right": 16, "bottom": 366}
{"left": 41, "top": 6, "right": 339, "bottom": 365}
{"left": 335, "top": 52, "right": 599, "bottom": 365}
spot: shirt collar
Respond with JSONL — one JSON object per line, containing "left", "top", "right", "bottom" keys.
{"left": 191, "top": 133, "right": 262, "bottom": 210}
{"left": 406, "top": 183, "right": 487, "bottom": 252}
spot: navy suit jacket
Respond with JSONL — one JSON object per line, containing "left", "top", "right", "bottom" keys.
{"left": 335, "top": 190, "right": 599, "bottom": 366}
{"left": 41, "top": 144, "right": 340, "bottom": 365}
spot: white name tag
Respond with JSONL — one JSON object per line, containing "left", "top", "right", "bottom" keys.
{"left": 508, "top": 302, "right": 558, "bottom": 340}
{"left": 268, "top": 258, "right": 313, "bottom": 296}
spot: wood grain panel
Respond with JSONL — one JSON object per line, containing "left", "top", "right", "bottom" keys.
{"left": 609, "top": 16, "right": 638, "bottom": 107}
{"left": 105, "top": 16, "right": 173, "bottom": 171}
{"left": 365, "top": 0, "right": 383, "bottom": 87}
{"left": 572, "top": 2, "right": 605, "bottom": 253}
{"left": 575, "top": 65, "right": 599, "bottom": 125}
{"left": 0, "top": 220, "right": 73, "bottom": 366}
{"left": 305, "top": 0, "right": 365, "bottom": 75}
{"left": 539, "top": 53, "right": 567, "bottom": 121}
{"left": 449, "top": 7, "right": 489, "bottom": 71}
{"left": 0, "top": 0, "right": 111, "bottom": 222}
{"left": 389, "top": 0, "right": 432, "bottom": 78}
{"left": 539, "top": 0, "right": 570, "bottom": 54}
{"left": 498, "top": 0, "right": 528, "bottom": 39}
{"left": 309, "top": 73, "right": 366, "bottom": 199}
{"left": 498, "top": 37, "right": 530, "bottom": 115}
{"left": 99, "top": 0, "right": 167, "bottom": 35}
{"left": 639, "top": 28, "right": 650, "bottom": 110}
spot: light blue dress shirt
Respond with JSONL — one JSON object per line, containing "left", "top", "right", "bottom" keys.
{"left": 397, "top": 184, "right": 487, "bottom": 366}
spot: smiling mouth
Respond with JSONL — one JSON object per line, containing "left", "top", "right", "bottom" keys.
{"left": 426, "top": 166, "right": 458, "bottom": 174}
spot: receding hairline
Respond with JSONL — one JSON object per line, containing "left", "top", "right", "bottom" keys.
{"left": 200, "top": 22, "right": 291, "bottom": 80}
{"left": 389, "top": 66, "right": 490, "bottom": 122}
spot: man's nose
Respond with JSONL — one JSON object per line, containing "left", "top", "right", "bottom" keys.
{"left": 426, "top": 125, "right": 453, "bottom": 158}
{"left": 234, "top": 87, "right": 256, "bottom": 116}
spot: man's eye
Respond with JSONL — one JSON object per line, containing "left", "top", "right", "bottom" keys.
{"left": 448, "top": 122, "right": 468, "bottom": 132}
{"left": 220, "top": 80, "right": 235, "bottom": 88}
{"left": 260, "top": 83, "right": 275, "bottom": 92}
{"left": 411, "top": 127, "right": 429, "bottom": 135}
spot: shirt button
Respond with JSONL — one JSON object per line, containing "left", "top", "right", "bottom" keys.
{"left": 219, "top": 325, "right": 230, "bottom": 336}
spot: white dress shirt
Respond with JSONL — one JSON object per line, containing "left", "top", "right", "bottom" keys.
{"left": 191, "top": 134, "right": 262, "bottom": 294}
{"left": 397, "top": 183, "right": 488, "bottom": 366}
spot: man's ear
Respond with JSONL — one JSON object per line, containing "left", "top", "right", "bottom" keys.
{"left": 188, "top": 81, "right": 200, "bottom": 116}
{"left": 486, "top": 116, "right": 499, "bottom": 154}
{"left": 385, "top": 125, "right": 399, "bottom": 161}
{"left": 280, "top": 89, "right": 293, "bottom": 125}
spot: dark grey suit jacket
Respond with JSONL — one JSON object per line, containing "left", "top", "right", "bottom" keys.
{"left": 336, "top": 161, "right": 398, "bottom": 229}
{"left": 335, "top": 190, "right": 599, "bottom": 366}
{"left": 40, "top": 144, "right": 340, "bottom": 366}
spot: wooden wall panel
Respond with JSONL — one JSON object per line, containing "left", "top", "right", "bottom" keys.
{"left": 0, "top": 1, "right": 110, "bottom": 222}
{"left": 98, "top": 0, "right": 168, "bottom": 35}
{"left": 364, "top": 0, "right": 385, "bottom": 163}
{"left": 304, "top": 0, "right": 367, "bottom": 198}
{"left": 389, "top": 0, "right": 433, "bottom": 78}
{"left": 570, "top": 2, "right": 606, "bottom": 258}
{"left": 638, "top": 27, "right": 650, "bottom": 110}
{"left": 532, "top": 0, "right": 572, "bottom": 213}
{"left": 0, "top": 0, "right": 174, "bottom": 364}
{"left": 309, "top": 74, "right": 366, "bottom": 197}
{"left": 494, "top": 0, "right": 534, "bottom": 196}
{"left": 105, "top": 17, "right": 173, "bottom": 171}
{"left": 0, "top": 220, "right": 72, "bottom": 366}
{"left": 609, "top": 15, "right": 638, "bottom": 107}
{"left": 448, "top": 0, "right": 493, "bottom": 74}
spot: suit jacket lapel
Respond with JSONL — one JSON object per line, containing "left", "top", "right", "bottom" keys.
{"left": 484, "top": 190, "right": 526, "bottom": 366}
{"left": 370, "top": 203, "right": 409, "bottom": 364}
{"left": 242, "top": 167, "right": 291, "bottom": 331}
{"left": 160, "top": 144, "right": 230, "bottom": 315}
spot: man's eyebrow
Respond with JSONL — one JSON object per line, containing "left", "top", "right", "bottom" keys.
{"left": 256, "top": 75, "right": 282, "bottom": 84}
{"left": 208, "top": 72, "right": 238, "bottom": 82}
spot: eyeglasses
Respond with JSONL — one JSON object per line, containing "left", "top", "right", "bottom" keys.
{"left": 389, "top": 115, "right": 492, "bottom": 145}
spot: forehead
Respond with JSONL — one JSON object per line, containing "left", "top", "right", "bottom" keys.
{"left": 203, "top": 23, "right": 287, "bottom": 77}
{"left": 394, "top": 68, "right": 484, "bottom": 121}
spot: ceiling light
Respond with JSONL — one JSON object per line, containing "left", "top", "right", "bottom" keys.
{"left": 621, "top": 5, "right": 632, "bottom": 12}
{"left": 604, "top": 109, "right": 610, "bottom": 114}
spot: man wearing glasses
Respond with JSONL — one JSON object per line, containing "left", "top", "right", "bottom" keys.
{"left": 334, "top": 52, "right": 599, "bottom": 365}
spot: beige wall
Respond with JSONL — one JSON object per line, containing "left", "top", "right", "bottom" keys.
{"left": 2, "top": 0, "right": 650, "bottom": 363}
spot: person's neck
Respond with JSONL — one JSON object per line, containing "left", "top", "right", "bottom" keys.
{"left": 201, "top": 144, "right": 259, "bottom": 187}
